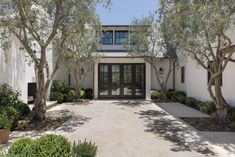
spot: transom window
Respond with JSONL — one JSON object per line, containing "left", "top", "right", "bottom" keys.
{"left": 101, "top": 31, "right": 113, "bottom": 45}
{"left": 115, "top": 31, "right": 128, "bottom": 45}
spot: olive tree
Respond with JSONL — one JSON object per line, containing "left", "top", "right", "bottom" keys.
{"left": 126, "top": 14, "right": 177, "bottom": 100}
{"left": 162, "top": 0, "right": 235, "bottom": 122}
{"left": 58, "top": 17, "right": 100, "bottom": 102}
{"left": 0, "top": 0, "right": 110, "bottom": 121}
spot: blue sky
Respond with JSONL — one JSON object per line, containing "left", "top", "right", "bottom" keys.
{"left": 96, "top": 0, "right": 159, "bottom": 25}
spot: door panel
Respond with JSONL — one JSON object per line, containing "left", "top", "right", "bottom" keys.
{"left": 98, "top": 64, "right": 145, "bottom": 99}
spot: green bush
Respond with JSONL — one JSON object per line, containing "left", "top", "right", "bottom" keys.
{"left": 36, "top": 134, "right": 71, "bottom": 157}
{"left": 80, "top": 89, "right": 86, "bottom": 99}
{"left": 51, "top": 81, "right": 69, "bottom": 93}
{"left": 7, "top": 135, "right": 71, "bottom": 157}
{"left": 166, "top": 90, "right": 186, "bottom": 103}
{"left": 72, "top": 140, "right": 97, "bottom": 157}
{"left": 16, "top": 102, "right": 31, "bottom": 119}
{"left": 0, "top": 84, "right": 21, "bottom": 107}
{"left": 50, "top": 92, "right": 64, "bottom": 103}
{"left": 185, "top": 97, "right": 198, "bottom": 109}
{"left": 228, "top": 107, "right": 235, "bottom": 122}
{"left": 85, "top": 88, "right": 93, "bottom": 99}
{"left": 7, "top": 137, "right": 35, "bottom": 157}
{"left": 198, "top": 101, "right": 216, "bottom": 114}
{"left": 0, "top": 84, "right": 31, "bottom": 129}
{"left": 151, "top": 90, "right": 160, "bottom": 99}
{"left": 64, "top": 90, "right": 76, "bottom": 102}
{"left": 0, "top": 113, "right": 12, "bottom": 130}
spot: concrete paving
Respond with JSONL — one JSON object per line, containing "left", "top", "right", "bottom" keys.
{"left": 157, "top": 102, "right": 210, "bottom": 118}
{"left": 7, "top": 100, "right": 235, "bottom": 157}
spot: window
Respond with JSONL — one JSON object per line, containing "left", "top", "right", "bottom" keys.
{"left": 181, "top": 66, "right": 185, "bottom": 83}
{"left": 115, "top": 31, "right": 128, "bottom": 45}
{"left": 101, "top": 31, "right": 113, "bottom": 45}
{"left": 207, "top": 61, "right": 222, "bottom": 86}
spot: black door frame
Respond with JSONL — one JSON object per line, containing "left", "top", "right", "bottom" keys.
{"left": 98, "top": 63, "right": 146, "bottom": 99}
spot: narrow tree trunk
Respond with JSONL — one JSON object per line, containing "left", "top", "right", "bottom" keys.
{"left": 75, "top": 85, "right": 81, "bottom": 102}
{"left": 33, "top": 67, "right": 46, "bottom": 122}
{"left": 213, "top": 76, "right": 229, "bottom": 124}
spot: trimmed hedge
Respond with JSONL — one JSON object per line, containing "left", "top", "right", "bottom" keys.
{"left": 185, "top": 97, "right": 198, "bottom": 109}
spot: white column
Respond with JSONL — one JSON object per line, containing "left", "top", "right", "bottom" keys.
{"left": 145, "top": 62, "right": 151, "bottom": 100}
{"left": 94, "top": 63, "right": 99, "bottom": 99}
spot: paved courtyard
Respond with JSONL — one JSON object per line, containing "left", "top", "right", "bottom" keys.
{"left": 9, "top": 100, "right": 235, "bottom": 157}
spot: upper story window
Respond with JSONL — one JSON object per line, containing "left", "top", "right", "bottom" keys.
{"left": 115, "top": 31, "right": 128, "bottom": 45}
{"left": 101, "top": 31, "right": 113, "bottom": 45}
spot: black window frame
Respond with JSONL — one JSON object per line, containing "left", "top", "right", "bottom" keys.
{"left": 101, "top": 31, "right": 113, "bottom": 45}
{"left": 181, "top": 66, "right": 185, "bottom": 83}
{"left": 115, "top": 31, "right": 129, "bottom": 45}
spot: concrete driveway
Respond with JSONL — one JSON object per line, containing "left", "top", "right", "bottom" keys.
{"left": 8, "top": 100, "right": 235, "bottom": 157}
{"left": 44, "top": 100, "right": 233, "bottom": 157}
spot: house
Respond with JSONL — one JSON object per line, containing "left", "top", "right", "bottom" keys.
{"left": 1, "top": 25, "right": 235, "bottom": 107}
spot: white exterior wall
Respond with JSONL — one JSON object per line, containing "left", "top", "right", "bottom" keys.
{"left": 175, "top": 55, "right": 235, "bottom": 107}
{"left": 151, "top": 59, "right": 173, "bottom": 90}
{"left": 0, "top": 36, "right": 35, "bottom": 103}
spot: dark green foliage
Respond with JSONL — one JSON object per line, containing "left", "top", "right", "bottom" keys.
{"left": 16, "top": 102, "right": 31, "bottom": 119}
{"left": 72, "top": 140, "right": 97, "bottom": 157}
{"left": 0, "top": 84, "right": 31, "bottom": 129}
{"left": 198, "top": 101, "right": 216, "bottom": 114}
{"left": 0, "top": 113, "right": 12, "bottom": 129}
{"left": 51, "top": 80, "right": 69, "bottom": 93}
{"left": 7, "top": 135, "right": 71, "bottom": 157}
{"left": 151, "top": 90, "right": 160, "bottom": 99}
{"left": 64, "top": 90, "right": 76, "bottom": 102}
{"left": 228, "top": 107, "right": 235, "bottom": 122}
{"left": 185, "top": 97, "right": 198, "bottom": 109}
{"left": 166, "top": 90, "right": 186, "bottom": 103}
{"left": 85, "top": 88, "right": 93, "bottom": 99}
{"left": 50, "top": 91, "right": 64, "bottom": 103}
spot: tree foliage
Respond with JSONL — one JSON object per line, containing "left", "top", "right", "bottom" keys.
{"left": 162, "top": 0, "right": 235, "bottom": 122}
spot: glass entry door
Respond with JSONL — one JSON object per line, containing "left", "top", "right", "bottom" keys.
{"left": 98, "top": 64, "right": 145, "bottom": 99}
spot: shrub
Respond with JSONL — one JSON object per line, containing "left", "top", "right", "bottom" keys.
{"left": 0, "top": 114, "right": 12, "bottom": 130}
{"left": 85, "top": 88, "right": 93, "bottom": 99}
{"left": 7, "top": 137, "right": 35, "bottom": 157}
{"left": 228, "top": 107, "right": 235, "bottom": 122}
{"left": 50, "top": 92, "right": 64, "bottom": 103}
{"left": 36, "top": 134, "right": 71, "bottom": 157}
{"left": 198, "top": 101, "right": 216, "bottom": 114}
{"left": 16, "top": 102, "right": 31, "bottom": 119}
{"left": 64, "top": 90, "right": 76, "bottom": 102}
{"left": 176, "top": 95, "right": 186, "bottom": 104}
{"left": 185, "top": 97, "right": 198, "bottom": 109}
{"left": 72, "top": 140, "right": 97, "bottom": 157}
{"left": 7, "top": 135, "right": 71, "bottom": 157}
{"left": 80, "top": 89, "right": 86, "bottom": 99}
{"left": 0, "top": 84, "right": 21, "bottom": 107}
{"left": 166, "top": 90, "right": 186, "bottom": 103}
{"left": 51, "top": 81, "right": 68, "bottom": 93}
{"left": 151, "top": 90, "right": 160, "bottom": 99}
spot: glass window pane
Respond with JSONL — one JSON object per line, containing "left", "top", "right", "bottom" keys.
{"left": 112, "top": 65, "right": 120, "bottom": 95}
{"left": 99, "top": 65, "right": 108, "bottom": 95}
{"left": 123, "top": 65, "right": 132, "bottom": 95}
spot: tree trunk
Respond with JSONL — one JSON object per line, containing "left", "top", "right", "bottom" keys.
{"left": 213, "top": 76, "right": 229, "bottom": 124}
{"left": 32, "top": 67, "right": 46, "bottom": 122}
{"left": 75, "top": 85, "right": 81, "bottom": 102}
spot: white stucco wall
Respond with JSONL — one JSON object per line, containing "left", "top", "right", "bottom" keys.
{"left": 175, "top": 55, "right": 235, "bottom": 107}
{"left": 151, "top": 59, "right": 173, "bottom": 91}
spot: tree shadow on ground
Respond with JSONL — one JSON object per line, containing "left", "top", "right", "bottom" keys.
{"left": 136, "top": 110, "right": 216, "bottom": 156}
{"left": 111, "top": 100, "right": 151, "bottom": 107}
{"left": 55, "top": 114, "right": 91, "bottom": 133}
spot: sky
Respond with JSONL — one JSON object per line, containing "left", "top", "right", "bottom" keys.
{"left": 96, "top": 0, "right": 159, "bottom": 25}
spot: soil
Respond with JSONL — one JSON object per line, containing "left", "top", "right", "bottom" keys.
{"left": 14, "top": 110, "right": 72, "bottom": 131}
{"left": 180, "top": 117, "right": 235, "bottom": 132}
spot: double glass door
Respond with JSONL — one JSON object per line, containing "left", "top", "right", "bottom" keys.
{"left": 98, "top": 64, "right": 145, "bottom": 99}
